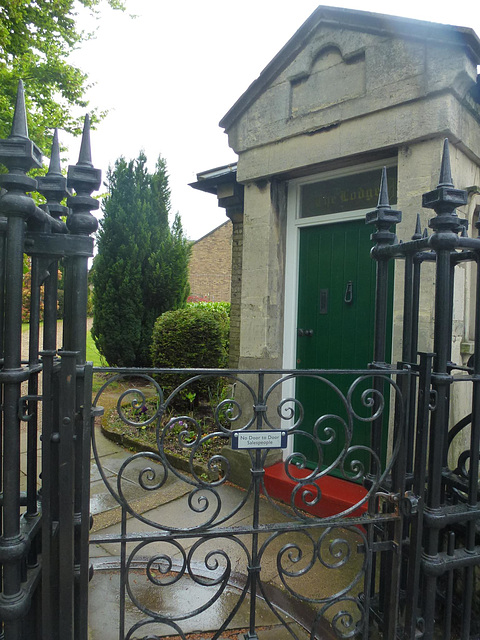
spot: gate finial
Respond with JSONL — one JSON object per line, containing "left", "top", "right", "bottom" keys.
{"left": 10, "top": 79, "right": 29, "bottom": 140}
{"left": 366, "top": 167, "right": 402, "bottom": 245}
{"left": 378, "top": 166, "right": 390, "bottom": 208}
{"left": 37, "top": 129, "right": 69, "bottom": 220}
{"left": 422, "top": 138, "right": 467, "bottom": 232}
{"left": 0, "top": 79, "right": 42, "bottom": 173}
{"left": 66, "top": 114, "right": 101, "bottom": 235}
{"left": 412, "top": 214, "right": 422, "bottom": 240}
{"left": 77, "top": 114, "right": 93, "bottom": 168}
{"left": 438, "top": 138, "right": 454, "bottom": 188}
{"left": 48, "top": 128, "right": 62, "bottom": 177}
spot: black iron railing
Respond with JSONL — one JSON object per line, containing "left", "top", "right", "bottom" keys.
{"left": 0, "top": 81, "right": 98, "bottom": 639}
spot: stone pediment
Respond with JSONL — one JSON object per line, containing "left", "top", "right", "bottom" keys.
{"left": 221, "top": 6, "right": 480, "bottom": 157}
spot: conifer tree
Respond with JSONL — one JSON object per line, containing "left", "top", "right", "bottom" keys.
{"left": 91, "top": 152, "right": 191, "bottom": 366}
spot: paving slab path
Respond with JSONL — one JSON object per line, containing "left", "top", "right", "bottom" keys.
{"left": 89, "top": 426, "right": 358, "bottom": 640}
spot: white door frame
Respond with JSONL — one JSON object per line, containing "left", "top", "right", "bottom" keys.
{"left": 280, "top": 158, "right": 396, "bottom": 452}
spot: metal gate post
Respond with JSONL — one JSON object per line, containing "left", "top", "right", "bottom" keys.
{"left": 245, "top": 371, "right": 266, "bottom": 640}
{"left": 461, "top": 242, "right": 480, "bottom": 639}
{"left": 0, "top": 82, "right": 100, "bottom": 639}
{"left": 63, "top": 115, "right": 101, "bottom": 640}
{"left": 420, "top": 139, "right": 467, "bottom": 640}
{"left": 403, "top": 352, "right": 434, "bottom": 639}
{"left": 0, "top": 81, "right": 44, "bottom": 640}
{"left": 58, "top": 350, "right": 78, "bottom": 638}
{"left": 366, "top": 166, "right": 403, "bottom": 638}
{"left": 367, "top": 167, "right": 401, "bottom": 476}
{"left": 36, "top": 130, "right": 73, "bottom": 639}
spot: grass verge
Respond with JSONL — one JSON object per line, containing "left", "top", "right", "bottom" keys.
{"left": 86, "top": 326, "right": 103, "bottom": 366}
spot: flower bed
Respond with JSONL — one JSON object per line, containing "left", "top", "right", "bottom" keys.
{"left": 101, "top": 395, "right": 228, "bottom": 480}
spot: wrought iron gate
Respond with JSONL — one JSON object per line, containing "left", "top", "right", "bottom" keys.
{"left": 1, "top": 81, "right": 480, "bottom": 640}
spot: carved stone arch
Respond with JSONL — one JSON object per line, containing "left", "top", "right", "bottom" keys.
{"left": 289, "top": 42, "right": 366, "bottom": 118}
{"left": 308, "top": 43, "right": 355, "bottom": 74}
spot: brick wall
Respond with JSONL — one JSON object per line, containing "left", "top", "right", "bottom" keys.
{"left": 228, "top": 214, "right": 243, "bottom": 367}
{"left": 188, "top": 221, "right": 232, "bottom": 302}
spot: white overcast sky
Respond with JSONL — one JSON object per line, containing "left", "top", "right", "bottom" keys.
{"left": 67, "top": 0, "right": 480, "bottom": 241}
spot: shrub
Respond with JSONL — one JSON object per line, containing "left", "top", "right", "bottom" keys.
{"left": 150, "top": 302, "right": 230, "bottom": 402}
{"left": 186, "top": 301, "right": 230, "bottom": 365}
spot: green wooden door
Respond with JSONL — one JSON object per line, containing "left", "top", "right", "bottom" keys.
{"left": 295, "top": 219, "right": 389, "bottom": 472}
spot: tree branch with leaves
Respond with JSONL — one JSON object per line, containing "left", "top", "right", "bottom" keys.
{"left": 0, "top": 0, "right": 126, "bottom": 152}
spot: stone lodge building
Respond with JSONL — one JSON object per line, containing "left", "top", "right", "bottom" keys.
{"left": 193, "top": 6, "right": 480, "bottom": 471}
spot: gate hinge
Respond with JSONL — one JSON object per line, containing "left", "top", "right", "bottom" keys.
{"left": 399, "top": 491, "right": 419, "bottom": 517}
{"left": 18, "top": 395, "right": 43, "bottom": 421}
{"left": 79, "top": 405, "right": 104, "bottom": 419}
{"left": 358, "top": 540, "right": 399, "bottom": 554}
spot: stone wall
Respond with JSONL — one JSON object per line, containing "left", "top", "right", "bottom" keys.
{"left": 188, "top": 221, "right": 232, "bottom": 302}
{"left": 237, "top": 180, "right": 286, "bottom": 370}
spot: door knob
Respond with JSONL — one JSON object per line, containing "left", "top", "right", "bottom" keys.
{"left": 297, "top": 328, "right": 314, "bottom": 337}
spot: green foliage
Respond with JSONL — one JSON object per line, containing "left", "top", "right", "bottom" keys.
{"left": 0, "top": 0, "right": 125, "bottom": 152}
{"left": 91, "top": 152, "right": 191, "bottom": 367}
{"left": 151, "top": 305, "right": 228, "bottom": 370}
{"left": 187, "top": 301, "right": 230, "bottom": 362}
{"left": 86, "top": 286, "right": 94, "bottom": 317}
{"left": 150, "top": 302, "right": 230, "bottom": 402}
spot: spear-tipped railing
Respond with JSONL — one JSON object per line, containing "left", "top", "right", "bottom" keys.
{"left": 368, "top": 139, "right": 480, "bottom": 640}
{"left": 0, "top": 81, "right": 100, "bottom": 640}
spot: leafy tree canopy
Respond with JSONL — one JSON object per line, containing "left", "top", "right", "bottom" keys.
{"left": 91, "top": 152, "right": 191, "bottom": 367}
{"left": 0, "top": 0, "right": 125, "bottom": 152}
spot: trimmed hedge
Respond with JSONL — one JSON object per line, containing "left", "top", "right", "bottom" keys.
{"left": 151, "top": 302, "right": 230, "bottom": 404}
{"left": 186, "top": 301, "right": 230, "bottom": 365}
{"left": 151, "top": 302, "right": 230, "bottom": 401}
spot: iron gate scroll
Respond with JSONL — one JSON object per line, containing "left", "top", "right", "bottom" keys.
{"left": 2, "top": 81, "right": 480, "bottom": 640}
{"left": 90, "top": 367, "right": 410, "bottom": 640}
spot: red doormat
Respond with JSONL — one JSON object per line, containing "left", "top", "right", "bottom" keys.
{"left": 264, "top": 462, "right": 368, "bottom": 518}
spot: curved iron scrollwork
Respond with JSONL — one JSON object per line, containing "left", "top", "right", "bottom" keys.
{"left": 445, "top": 409, "right": 480, "bottom": 505}
{"left": 254, "top": 525, "right": 368, "bottom": 639}
{"left": 91, "top": 367, "right": 407, "bottom": 639}
{"left": 261, "top": 372, "right": 404, "bottom": 519}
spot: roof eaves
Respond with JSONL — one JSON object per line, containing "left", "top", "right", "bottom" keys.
{"left": 189, "top": 163, "right": 238, "bottom": 195}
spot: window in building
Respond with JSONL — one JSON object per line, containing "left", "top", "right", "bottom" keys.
{"left": 300, "top": 165, "right": 398, "bottom": 218}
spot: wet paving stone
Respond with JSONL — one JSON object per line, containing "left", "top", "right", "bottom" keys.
{"left": 89, "top": 568, "right": 312, "bottom": 640}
